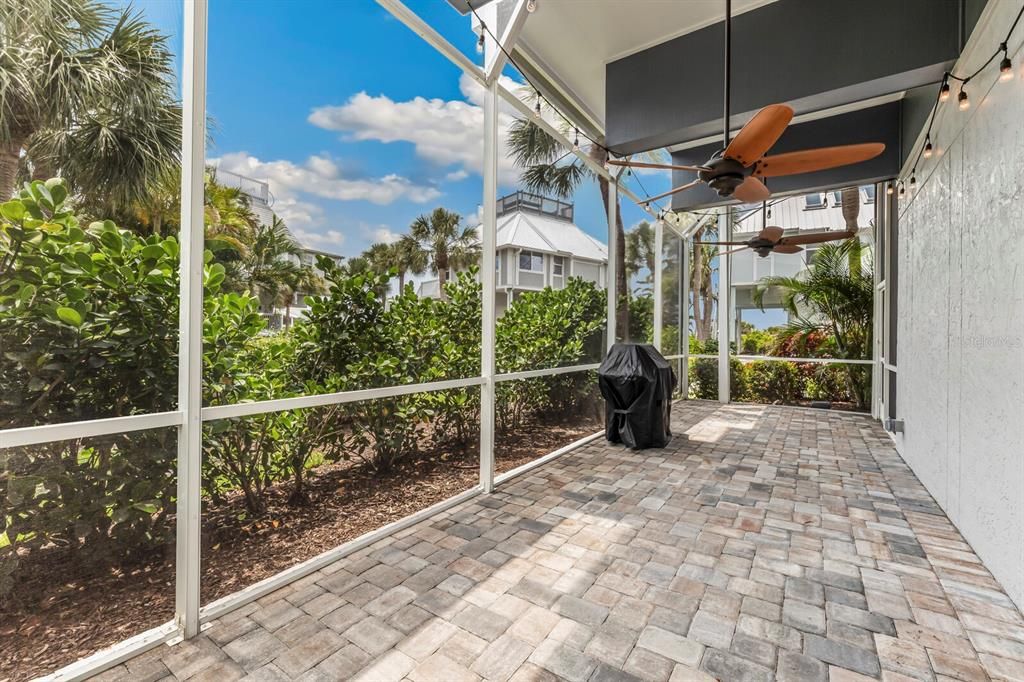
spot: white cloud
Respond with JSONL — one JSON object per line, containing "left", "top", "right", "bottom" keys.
{"left": 308, "top": 73, "right": 523, "bottom": 187}
{"left": 294, "top": 228, "right": 346, "bottom": 249}
{"left": 369, "top": 225, "right": 401, "bottom": 244}
{"left": 445, "top": 169, "right": 469, "bottom": 182}
{"left": 214, "top": 151, "right": 442, "bottom": 220}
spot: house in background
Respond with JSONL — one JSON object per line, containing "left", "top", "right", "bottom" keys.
{"left": 728, "top": 185, "right": 876, "bottom": 334}
{"left": 419, "top": 191, "right": 608, "bottom": 314}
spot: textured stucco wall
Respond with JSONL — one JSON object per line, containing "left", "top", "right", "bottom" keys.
{"left": 896, "top": 0, "right": 1024, "bottom": 611}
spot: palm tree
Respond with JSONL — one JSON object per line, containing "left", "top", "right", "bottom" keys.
{"left": 624, "top": 221, "right": 655, "bottom": 291}
{"left": 204, "top": 176, "right": 258, "bottom": 257}
{"left": 394, "top": 235, "right": 428, "bottom": 292}
{"left": 410, "top": 208, "right": 480, "bottom": 299}
{"left": 238, "top": 217, "right": 321, "bottom": 324}
{"left": 691, "top": 224, "right": 720, "bottom": 343}
{"left": 753, "top": 237, "right": 873, "bottom": 407}
{"left": 0, "top": 0, "right": 180, "bottom": 206}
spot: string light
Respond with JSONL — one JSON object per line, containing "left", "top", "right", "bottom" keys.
{"left": 572, "top": 128, "right": 580, "bottom": 152}
{"left": 477, "top": 29, "right": 485, "bottom": 54}
{"left": 526, "top": 0, "right": 537, "bottom": 12}
{"left": 904, "top": 5, "right": 1022, "bottom": 201}
{"left": 958, "top": 88, "right": 970, "bottom": 110}
{"left": 534, "top": 90, "right": 542, "bottom": 118}
{"left": 999, "top": 43, "right": 1013, "bottom": 81}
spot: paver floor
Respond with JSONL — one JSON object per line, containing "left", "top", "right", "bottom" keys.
{"left": 94, "top": 402, "right": 1024, "bottom": 681}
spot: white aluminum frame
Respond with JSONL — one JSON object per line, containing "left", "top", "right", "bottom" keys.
{"left": 9, "top": 1, "right": 698, "bottom": 678}
{"left": 176, "top": 0, "right": 207, "bottom": 639}
{"left": 653, "top": 219, "right": 664, "bottom": 349}
{"left": 717, "top": 208, "right": 731, "bottom": 403}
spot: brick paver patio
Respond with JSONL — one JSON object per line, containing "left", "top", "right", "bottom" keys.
{"left": 94, "top": 402, "right": 1024, "bottom": 681}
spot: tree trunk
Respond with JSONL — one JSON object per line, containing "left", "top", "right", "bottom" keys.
{"left": 437, "top": 251, "right": 449, "bottom": 300}
{"left": 398, "top": 270, "right": 406, "bottom": 292}
{"left": 0, "top": 139, "right": 25, "bottom": 199}
{"left": 152, "top": 214, "right": 163, "bottom": 237}
{"left": 31, "top": 158, "right": 54, "bottom": 183}
{"left": 591, "top": 145, "right": 629, "bottom": 340}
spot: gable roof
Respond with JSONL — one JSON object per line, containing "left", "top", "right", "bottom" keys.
{"left": 495, "top": 210, "right": 608, "bottom": 263}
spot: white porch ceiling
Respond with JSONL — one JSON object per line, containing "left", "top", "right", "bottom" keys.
{"left": 515, "top": 0, "right": 777, "bottom": 131}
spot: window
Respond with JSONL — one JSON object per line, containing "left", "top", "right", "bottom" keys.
{"left": 864, "top": 185, "right": 876, "bottom": 203}
{"left": 832, "top": 191, "right": 843, "bottom": 207}
{"left": 804, "top": 193, "right": 825, "bottom": 210}
{"left": 553, "top": 256, "right": 564, "bottom": 276}
{"left": 519, "top": 250, "right": 543, "bottom": 271}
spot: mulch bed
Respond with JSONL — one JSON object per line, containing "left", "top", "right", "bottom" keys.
{"left": 0, "top": 415, "right": 602, "bottom": 682}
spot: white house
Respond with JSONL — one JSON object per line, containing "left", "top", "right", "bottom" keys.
{"left": 419, "top": 191, "right": 608, "bottom": 314}
{"left": 727, "top": 185, "right": 876, "bottom": 330}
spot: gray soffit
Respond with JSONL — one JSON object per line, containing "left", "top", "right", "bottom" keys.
{"left": 668, "top": 101, "right": 901, "bottom": 211}
{"left": 605, "top": 0, "right": 962, "bottom": 155}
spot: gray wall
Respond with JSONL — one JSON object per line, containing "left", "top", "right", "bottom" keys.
{"left": 896, "top": 0, "right": 1023, "bottom": 611}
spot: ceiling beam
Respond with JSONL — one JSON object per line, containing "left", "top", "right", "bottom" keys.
{"left": 485, "top": 0, "right": 530, "bottom": 84}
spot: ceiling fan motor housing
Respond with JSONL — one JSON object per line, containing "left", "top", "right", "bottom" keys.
{"left": 699, "top": 155, "right": 747, "bottom": 197}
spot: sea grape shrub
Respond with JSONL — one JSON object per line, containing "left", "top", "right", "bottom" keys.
{"left": 0, "top": 180, "right": 179, "bottom": 427}
{"left": 742, "top": 360, "right": 801, "bottom": 404}
{"left": 494, "top": 279, "right": 604, "bottom": 431}
{"left": 0, "top": 180, "right": 262, "bottom": 597}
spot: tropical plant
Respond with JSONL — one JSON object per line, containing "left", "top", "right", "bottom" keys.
{"left": 754, "top": 237, "right": 873, "bottom": 408}
{"left": 204, "top": 174, "right": 258, "bottom": 257}
{"left": 0, "top": 0, "right": 181, "bottom": 210}
{"left": 235, "top": 216, "right": 321, "bottom": 322}
{"left": 410, "top": 207, "right": 479, "bottom": 299}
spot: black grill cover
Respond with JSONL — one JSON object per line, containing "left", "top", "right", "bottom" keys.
{"left": 598, "top": 343, "right": 676, "bottom": 449}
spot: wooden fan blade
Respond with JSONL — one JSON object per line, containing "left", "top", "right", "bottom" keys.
{"left": 772, "top": 244, "right": 803, "bottom": 254}
{"left": 758, "top": 225, "right": 784, "bottom": 243}
{"left": 732, "top": 176, "right": 771, "bottom": 203}
{"left": 779, "top": 230, "right": 856, "bottom": 246}
{"left": 755, "top": 143, "right": 885, "bottom": 178}
{"left": 723, "top": 104, "right": 794, "bottom": 166}
{"left": 639, "top": 179, "right": 702, "bottom": 205}
{"left": 607, "top": 159, "right": 710, "bottom": 173}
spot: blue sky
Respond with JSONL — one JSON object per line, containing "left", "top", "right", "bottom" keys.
{"left": 136, "top": 0, "right": 667, "bottom": 260}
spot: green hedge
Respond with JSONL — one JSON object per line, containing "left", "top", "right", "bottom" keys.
{"left": 0, "top": 182, "right": 609, "bottom": 595}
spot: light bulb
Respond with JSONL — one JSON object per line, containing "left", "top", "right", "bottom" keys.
{"left": 898, "top": 183, "right": 906, "bottom": 197}
{"left": 886, "top": 183, "right": 894, "bottom": 196}
{"left": 1000, "top": 55, "right": 1013, "bottom": 81}
{"left": 534, "top": 91, "right": 542, "bottom": 119}
{"left": 526, "top": 0, "right": 537, "bottom": 12}
{"left": 572, "top": 129, "right": 579, "bottom": 152}
{"left": 923, "top": 138, "right": 933, "bottom": 158}
{"left": 910, "top": 175, "right": 917, "bottom": 191}
{"left": 476, "top": 33, "right": 484, "bottom": 54}
{"left": 958, "top": 89, "right": 970, "bottom": 110}
{"left": 939, "top": 81, "right": 950, "bottom": 102}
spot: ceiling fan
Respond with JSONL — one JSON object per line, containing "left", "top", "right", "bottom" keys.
{"left": 696, "top": 224, "right": 855, "bottom": 258}
{"left": 607, "top": 0, "right": 885, "bottom": 206}
{"left": 695, "top": 196, "right": 857, "bottom": 258}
